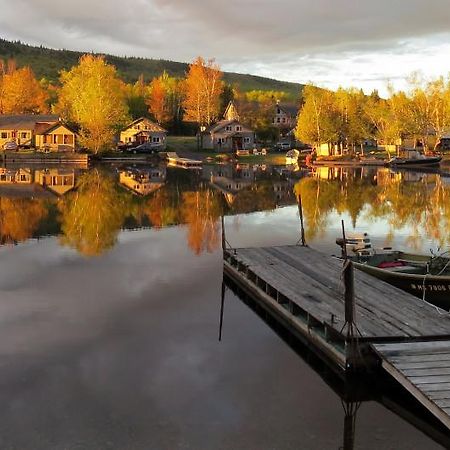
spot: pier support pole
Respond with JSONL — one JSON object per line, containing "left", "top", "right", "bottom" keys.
{"left": 340, "top": 220, "right": 362, "bottom": 370}
{"left": 219, "top": 280, "right": 225, "bottom": 341}
{"left": 297, "top": 194, "right": 306, "bottom": 246}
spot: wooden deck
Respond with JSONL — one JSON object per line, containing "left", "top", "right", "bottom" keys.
{"left": 166, "top": 152, "right": 202, "bottom": 169}
{"left": 373, "top": 341, "right": 450, "bottom": 429}
{"left": 224, "top": 244, "right": 450, "bottom": 430}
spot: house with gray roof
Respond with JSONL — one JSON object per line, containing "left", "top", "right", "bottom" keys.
{"left": 201, "top": 118, "right": 255, "bottom": 152}
{"left": 0, "top": 114, "right": 78, "bottom": 151}
{"left": 273, "top": 102, "right": 299, "bottom": 131}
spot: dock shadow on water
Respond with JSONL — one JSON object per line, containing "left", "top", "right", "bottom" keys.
{"left": 0, "top": 161, "right": 449, "bottom": 448}
{"left": 222, "top": 274, "right": 450, "bottom": 449}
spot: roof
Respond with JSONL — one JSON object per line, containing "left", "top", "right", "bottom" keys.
{"left": 123, "top": 117, "right": 167, "bottom": 133}
{"left": 0, "top": 114, "right": 59, "bottom": 131}
{"left": 205, "top": 119, "right": 253, "bottom": 134}
{"left": 277, "top": 103, "right": 299, "bottom": 117}
{"left": 36, "top": 122, "right": 78, "bottom": 136}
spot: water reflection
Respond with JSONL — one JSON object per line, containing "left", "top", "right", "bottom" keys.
{"left": 223, "top": 273, "right": 450, "bottom": 449}
{"left": 0, "top": 162, "right": 300, "bottom": 255}
{"left": 1, "top": 163, "right": 450, "bottom": 257}
{"left": 296, "top": 166, "right": 450, "bottom": 250}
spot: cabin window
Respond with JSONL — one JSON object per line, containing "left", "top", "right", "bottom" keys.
{"left": 277, "top": 108, "right": 281, "bottom": 114}
{"left": 225, "top": 126, "right": 232, "bottom": 131}
{"left": 244, "top": 137, "right": 251, "bottom": 143}
{"left": 217, "top": 138, "right": 225, "bottom": 144}
{"left": 276, "top": 118, "right": 281, "bottom": 123}
{"left": 1, "top": 132, "right": 7, "bottom": 139}
{"left": 21, "top": 132, "right": 28, "bottom": 139}
{"left": 282, "top": 118, "right": 286, "bottom": 123}
{"left": 152, "top": 137, "right": 160, "bottom": 143}
{"left": 236, "top": 126, "right": 242, "bottom": 131}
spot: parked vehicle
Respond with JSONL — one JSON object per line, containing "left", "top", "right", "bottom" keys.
{"left": 122, "top": 142, "right": 161, "bottom": 154}
{"left": 3, "top": 141, "right": 18, "bottom": 151}
{"left": 273, "top": 142, "right": 292, "bottom": 152}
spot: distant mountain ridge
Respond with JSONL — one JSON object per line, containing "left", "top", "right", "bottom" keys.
{"left": 0, "top": 38, "right": 303, "bottom": 100}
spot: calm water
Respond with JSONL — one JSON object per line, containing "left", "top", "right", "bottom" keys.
{"left": 0, "top": 162, "right": 449, "bottom": 449}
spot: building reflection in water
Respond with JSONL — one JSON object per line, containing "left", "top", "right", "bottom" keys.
{"left": 119, "top": 166, "right": 167, "bottom": 196}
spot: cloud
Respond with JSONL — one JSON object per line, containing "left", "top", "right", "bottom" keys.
{"left": 0, "top": 0, "right": 449, "bottom": 92}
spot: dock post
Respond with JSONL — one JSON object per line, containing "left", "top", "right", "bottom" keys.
{"left": 297, "top": 194, "right": 306, "bottom": 246}
{"left": 219, "top": 280, "right": 225, "bottom": 341}
{"left": 340, "top": 220, "right": 362, "bottom": 370}
{"left": 221, "top": 215, "right": 226, "bottom": 255}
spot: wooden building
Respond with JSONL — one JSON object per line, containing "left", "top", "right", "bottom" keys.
{"left": 202, "top": 120, "right": 255, "bottom": 152}
{"left": 273, "top": 102, "right": 299, "bottom": 130}
{"left": 0, "top": 115, "right": 78, "bottom": 151}
{"left": 35, "top": 123, "right": 78, "bottom": 152}
{"left": 119, "top": 118, "right": 167, "bottom": 149}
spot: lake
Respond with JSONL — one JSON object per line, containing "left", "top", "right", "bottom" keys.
{"left": 0, "top": 162, "right": 449, "bottom": 449}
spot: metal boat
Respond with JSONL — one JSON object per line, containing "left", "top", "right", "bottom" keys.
{"left": 388, "top": 149, "right": 442, "bottom": 167}
{"left": 336, "top": 234, "right": 450, "bottom": 310}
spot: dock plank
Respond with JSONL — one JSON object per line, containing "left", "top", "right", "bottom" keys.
{"left": 373, "top": 341, "right": 450, "bottom": 430}
{"left": 227, "top": 245, "right": 450, "bottom": 340}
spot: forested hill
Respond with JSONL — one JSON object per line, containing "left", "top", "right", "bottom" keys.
{"left": 0, "top": 39, "right": 303, "bottom": 99}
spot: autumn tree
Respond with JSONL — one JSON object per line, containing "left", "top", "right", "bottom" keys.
{"left": 183, "top": 57, "right": 223, "bottom": 127}
{"left": 0, "top": 62, "right": 48, "bottom": 114}
{"left": 295, "top": 86, "right": 340, "bottom": 149}
{"left": 147, "top": 74, "right": 171, "bottom": 125}
{"left": 57, "top": 55, "right": 129, "bottom": 153}
{"left": 126, "top": 74, "right": 149, "bottom": 119}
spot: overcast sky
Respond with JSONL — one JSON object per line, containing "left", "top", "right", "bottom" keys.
{"left": 1, "top": 0, "right": 450, "bottom": 95}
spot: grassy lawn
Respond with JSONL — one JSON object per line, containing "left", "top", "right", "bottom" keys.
{"left": 166, "top": 136, "right": 198, "bottom": 152}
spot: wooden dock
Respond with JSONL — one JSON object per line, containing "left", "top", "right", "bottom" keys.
{"left": 166, "top": 152, "right": 202, "bottom": 169}
{"left": 224, "top": 244, "right": 450, "bottom": 430}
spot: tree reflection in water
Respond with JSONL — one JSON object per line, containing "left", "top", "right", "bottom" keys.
{"left": 2, "top": 165, "right": 450, "bottom": 256}
{"left": 58, "top": 168, "right": 128, "bottom": 256}
{"left": 295, "top": 167, "right": 450, "bottom": 250}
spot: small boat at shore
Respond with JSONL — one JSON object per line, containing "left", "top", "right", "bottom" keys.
{"left": 388, "top": 149, "right": 442, "bottom": 167}
{"left": 286, "top": 149, "right": 300, "bottom": 165}
{"left": 336, "top": 234, "right": 450, "bottom": 310}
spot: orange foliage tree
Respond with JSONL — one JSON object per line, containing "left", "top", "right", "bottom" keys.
{"left": 147, "top": 76, "right": 170, "bottom": 125}
{"left": 0, "top": 62, "right": 48, "bottom": 114}
{"left": 183, "top": 57, "right": 223, "bottom": 127}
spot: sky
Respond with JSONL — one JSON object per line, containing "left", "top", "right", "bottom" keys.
{"left": 1, "top": 0, "right": 450, "bottom": 95}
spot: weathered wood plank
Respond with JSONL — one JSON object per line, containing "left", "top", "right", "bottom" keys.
{"left": 428, "top": 391, "right": 450, "bottom": 400}
{"left": 395, "top": 360, "right": 450, "bottom": 370}
{"left": 402, "top": 367, "right": 450, "bottom": 377}
{"left": 268, "top": 246, "right": 450, "bottom": 337}
{"left": 410, "top": 375, "right": 450, "bottom": 384}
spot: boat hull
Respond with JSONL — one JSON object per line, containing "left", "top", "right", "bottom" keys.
{"left": 388, "top": 156, "right": 442, "bottom": 167}
{"left": 353, "top": 262, "right": 450, "bottom": 310}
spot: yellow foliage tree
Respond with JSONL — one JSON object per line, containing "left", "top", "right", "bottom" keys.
{"left": 57, "top": 55, "right": 129, "bottom": 153}
{"left": 0, "top": 64, "right": 48, "bottom": 114}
